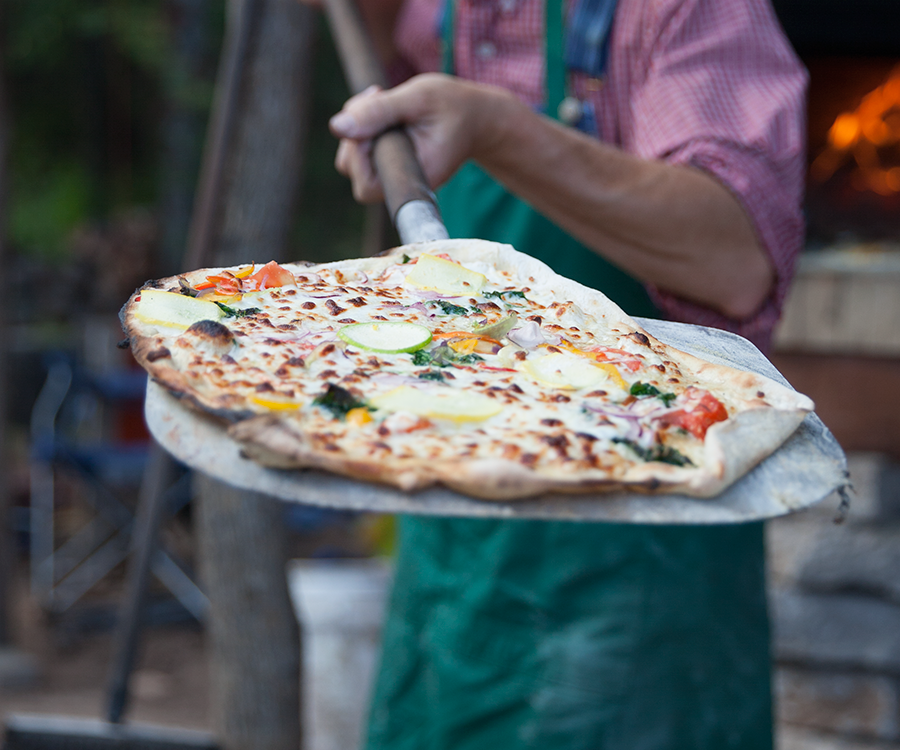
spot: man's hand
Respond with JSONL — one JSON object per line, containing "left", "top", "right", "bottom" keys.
{"left": 329, "top": 74, "right": 516, "bottom": 203}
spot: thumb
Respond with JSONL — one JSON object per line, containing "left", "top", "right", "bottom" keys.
{"left": 329, "top": 86, "right": 407, "bottom": 140}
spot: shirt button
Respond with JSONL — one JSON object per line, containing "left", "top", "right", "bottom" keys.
{"left": 475, "top": 40, "right": 497, "bottom": 59}
{"left": 557, "top": 97, "right": 584, "bottom": 125}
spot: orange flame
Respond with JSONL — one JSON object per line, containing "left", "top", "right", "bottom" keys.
{"left": 811, "top": 64, "right": 900, "bottom": 195}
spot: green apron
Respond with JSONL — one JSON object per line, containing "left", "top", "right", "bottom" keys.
{"left": 365, "top": 1, "right": 772, "bottom": 746}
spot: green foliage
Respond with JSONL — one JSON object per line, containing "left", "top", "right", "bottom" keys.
{"left": 8, "top": 158, "right": 92, "bottom": 261}
{"left": 4, "top": 0, "right": 221, "bottom": 260}
{"left": 5, "top": 2, "right": 362, "bottom": 267}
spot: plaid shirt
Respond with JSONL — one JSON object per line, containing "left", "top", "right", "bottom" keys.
{"left": 394, "top": 0, "right": 808, "bottom": 350}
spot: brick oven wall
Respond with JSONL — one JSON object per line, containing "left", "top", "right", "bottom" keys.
{"left": 770, "top": 453, "right": 900, "bottom": 749}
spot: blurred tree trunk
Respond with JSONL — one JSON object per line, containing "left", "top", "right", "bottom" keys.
{"left": 196, "top": 478, "right": 302, "bottom": 750}
{"left": 193, "top": 0, "right": 315, "bottom": 748}
{"left": 214, "top": 0, "right": 314, "bottom": 266}
{"left": 158, "top": 0, "right": 215, "bottom": 276}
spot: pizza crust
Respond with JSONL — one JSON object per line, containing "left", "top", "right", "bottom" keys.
{"left": 122, "top": 239, "right": 814, "bottom": 501}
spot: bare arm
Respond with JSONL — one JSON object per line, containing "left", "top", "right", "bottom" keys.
{"left": 330, "top": 74, "right": 773, "bottom": 320}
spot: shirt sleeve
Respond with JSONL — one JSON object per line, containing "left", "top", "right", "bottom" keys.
{"left": 623, "top": 0, "right": 808, "bottom": 351}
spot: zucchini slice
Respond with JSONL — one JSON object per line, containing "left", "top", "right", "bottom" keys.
{"left": 338, "top": 322, "right": 432, "bottom": 353}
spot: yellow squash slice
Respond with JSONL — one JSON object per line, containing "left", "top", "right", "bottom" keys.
{"left": 133, "top": 289, "right": 225, "bottom": 330}
{"left": 404, "top": 254, "right": 487, "bottom": 296}
{"left": 521, "top": 351, "right": 628, "bottom": 392}
{"left": 372, "top": 385, "right": 502, "bottom": 423}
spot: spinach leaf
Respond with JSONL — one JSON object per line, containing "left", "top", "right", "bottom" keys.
{"left": 411, "top": 349, "right": 433, "bottom": 366}
{"left": 630, "top": 381, "right": 676, "bottom": 406}
{"left": 630, "top": 381, "right": 660, "bottom": 398}
{"left": 410, "top": 344, "right": 484, "bottom": 368}
{"left": 612, "top": 437, "right": 693, "bottom": 466}
{"left": 428, "top": 300, "right": 469, "bottom": 316}
{"left": 401, "top": 254, "right": 411, "bottom": 264}
{"left": 313, "top": 383, "right": 369, "bottom": 419}
{"left": 428, "top": 345, "right": 458, "bottom": 367}
{"left": 484, "top": 290, "right": 527, "bottom": 301}
{"left": 214, "top": 302, "right": 261, "bottom": 318}
{"left": 417, "top": 370, "right": 445, "bottom": 382}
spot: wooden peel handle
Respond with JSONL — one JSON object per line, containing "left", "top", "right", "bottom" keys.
{"left": 321, "top": 0, "right": 440, "bottom": 223}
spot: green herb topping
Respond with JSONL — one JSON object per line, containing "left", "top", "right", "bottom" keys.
{"left": 214, "top": 302, "right": 261, "bottom": 318}
{"left": 428, "top": 300, "right": 469, "bottom": 316}
{"left": 401, "top": 254, "right": 411, "bottom": 264}
{"left": 484, "top": 290, "right": 527, "bottom": 301}
{"left": 612, "top": 437, "right": 693, "bottom": 466}
{"left": 417, "top": 370, "right": 445, "bottom": 382}
{"left": 410, "top": 344, "right": 484, "bottom": 368}
{"left": 630, "top": 381, "right": 677, "bottom": 406}
{"left": 411, "top": 349, "right": 432, "bottom": 366}
{"left": 313, "top": 383, "right": 369, "bottom": 419}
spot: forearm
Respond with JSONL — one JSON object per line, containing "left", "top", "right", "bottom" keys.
{"left": 473, "top": 91, "right": 773, "bottom": 320}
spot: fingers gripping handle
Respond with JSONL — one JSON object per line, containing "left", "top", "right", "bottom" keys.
{"left": 321, "top": 0, "right": 449, "bottom": 242}
{"left": 373, "top": 130, "right": 448, "bottom": 242}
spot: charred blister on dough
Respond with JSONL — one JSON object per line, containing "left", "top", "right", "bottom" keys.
{"left": 325, "top": 299, "right": 346, "bottom": 316}
{"left": 182, "top": 319, "right": 236, "bottom": 352}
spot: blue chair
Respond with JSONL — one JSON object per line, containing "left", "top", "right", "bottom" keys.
{"left": 29, "top": 353, "right": 206, "bottom": 620}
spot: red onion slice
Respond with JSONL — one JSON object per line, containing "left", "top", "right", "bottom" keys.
{"left": 407, "top": 288, "right": 464, "bottom": 300}
{"left": 507, "top": 321, "right": 546, "bottom": 349}
{"left": 402, "top": 302, "right": 437, "bottom": 317}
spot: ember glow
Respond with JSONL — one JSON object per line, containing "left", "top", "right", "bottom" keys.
{"left": 811, "top": 64, "right": 900, "bottom": 196}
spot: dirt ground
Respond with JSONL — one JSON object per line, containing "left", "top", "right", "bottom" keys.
{"left": 0, "top": 574, "right": 212, "bottom": 734}
{"left": 2, "top": 578, "right": 890, "bottom": 750}
{"left": 0, "top": 510, "right": 375, "bottom": 740}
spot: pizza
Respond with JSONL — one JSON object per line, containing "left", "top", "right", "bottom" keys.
{"left": 121, "top": 239, "right": 814, "bottom": 501}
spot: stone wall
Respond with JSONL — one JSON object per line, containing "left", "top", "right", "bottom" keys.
{"left": 770, "top": 452, "right": 900, "bottom": 749}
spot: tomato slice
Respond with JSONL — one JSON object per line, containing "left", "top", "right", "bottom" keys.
{"left": 244, "top": 261, "right": 296, "bottom": 291}
{"left": 658, "top": 390, "right": 728, "bottom": 439}
{"left": 196, "top": 271, "right": 242, "bottom": 295}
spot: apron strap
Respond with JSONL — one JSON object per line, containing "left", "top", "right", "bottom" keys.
{"left": 441, "top": 0, "right": 617, "bottom": 126}
{"left": 440, "top": 0, "right": 456, "bottom": 77}
{"left": 544, "top": 0, "right": 566, "bottom": 120}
